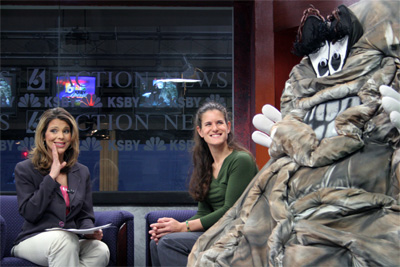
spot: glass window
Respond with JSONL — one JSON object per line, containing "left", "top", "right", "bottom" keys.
{"left": 0, "top": 5, "right": 233, "bottom": 196}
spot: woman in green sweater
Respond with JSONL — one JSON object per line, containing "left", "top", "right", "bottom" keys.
{"left": 149, "top": 101, "right": 258, "bottom": 266}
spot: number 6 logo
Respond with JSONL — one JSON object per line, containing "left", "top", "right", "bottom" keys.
{"left": 27, "top": 68, "right": 46, "bottom": 90}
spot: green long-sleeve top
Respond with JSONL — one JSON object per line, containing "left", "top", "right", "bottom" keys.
{"left": 189, "top": 150, "right": 258, "bottom": 230}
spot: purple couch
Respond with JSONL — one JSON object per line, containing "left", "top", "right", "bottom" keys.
{"left": 0, "top": 195, "right": 134, "bottom": 266}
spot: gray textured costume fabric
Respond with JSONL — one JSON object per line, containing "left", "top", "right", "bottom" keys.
{"left": 188, "top": 0, "right": 400, "bottom": 266}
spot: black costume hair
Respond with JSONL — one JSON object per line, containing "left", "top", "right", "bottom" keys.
{"left": 293, "top": 4, "right": 364, "bottom": 58}
{"left": 292, "top": 6, "right": 330, "bottom": 57}
{"left": 327, "top": 5, "right": 364, "bottom": 55}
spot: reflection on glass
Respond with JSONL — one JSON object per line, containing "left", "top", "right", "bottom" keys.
{"left": 0, "top": 5, "right": 233, "bottom": 194}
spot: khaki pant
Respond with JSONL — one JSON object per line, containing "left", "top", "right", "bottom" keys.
{"left": 12, "top": 230, "right": 110, "bottom": 267}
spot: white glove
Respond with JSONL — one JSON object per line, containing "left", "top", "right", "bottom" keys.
{"left": 252, "top": 105, "right": 282, "bottom": 148}
{"left": 380, "top": 85, "right": 400, "bottom": 133}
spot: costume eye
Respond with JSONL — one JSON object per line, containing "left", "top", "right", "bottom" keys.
{"left": 309, "top": 40, "right": 330, "bottom": 78}
{"left": 319, "top": 58, "right": 328, "bottom": 68}
{"left": 332, "top": 52, "right": 340, "bottom": 60}
{"left": 328, "top": 35, "right": 349, "bottom": 75}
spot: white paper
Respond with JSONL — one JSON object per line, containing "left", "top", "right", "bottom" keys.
{"left": 45, "top": 223, "right": 112, "bottom": 234}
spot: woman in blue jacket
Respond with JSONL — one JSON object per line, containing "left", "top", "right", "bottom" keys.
{"left": 12, "top": 107, "right": 110, "bottom": 266}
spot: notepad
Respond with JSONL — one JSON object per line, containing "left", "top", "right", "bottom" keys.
{"left": 45, "top": 223, "right": 112, "bottom": 234}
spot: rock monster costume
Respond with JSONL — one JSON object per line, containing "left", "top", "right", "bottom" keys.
{"left": 188, "top": 0, "right": 400, "bottom": 266}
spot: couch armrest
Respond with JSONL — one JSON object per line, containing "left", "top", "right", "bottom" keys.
{"left": 95, "top": 210, "right": 134, "bottom": 267}
{"left": 144, "top": 209, "right": 197, "bottom": 266}
{"left": 0, "top": 215, "right": 5, "bottom": 260}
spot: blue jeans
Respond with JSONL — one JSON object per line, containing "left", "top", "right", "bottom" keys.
{"left": 150, "top": 231, "right": 204, "bottom": 267}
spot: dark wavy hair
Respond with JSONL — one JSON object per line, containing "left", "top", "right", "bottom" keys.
{"left": 188, "top": 101, "right": 254, "bottom": 201}
{"left": 327, "top": 5, "right": 363, "bottom": 53}
{"left": 30, "top": 107, "right": 80, "bottom": 174}
{"left": 292, "top": 5, "right": 330, "bottom": 57}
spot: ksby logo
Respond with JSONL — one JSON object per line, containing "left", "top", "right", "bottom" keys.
{"left": 27, "top": 68, "right": 46, "bottom": 90}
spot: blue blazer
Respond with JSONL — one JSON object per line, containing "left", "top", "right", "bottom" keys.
{"left": 13, "top": 159, "right": 95, "bottom": 244}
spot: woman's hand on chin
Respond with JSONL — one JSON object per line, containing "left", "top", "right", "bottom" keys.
{"left": 49, "top": 143, "right": 67, "bottom": 180}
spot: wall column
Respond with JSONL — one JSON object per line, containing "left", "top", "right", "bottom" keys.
{"left": 254, "top": 0, "right": 275, "bottom": 167}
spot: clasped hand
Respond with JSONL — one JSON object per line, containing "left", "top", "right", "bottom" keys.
{"left": 149, "top": 217, "right": 184, "bottom": 244}
{"left": 85, "top": 229, "right": 103, "bottom": 241}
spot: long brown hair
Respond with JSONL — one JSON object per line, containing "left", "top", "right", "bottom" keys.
{"left": 188, "top": 101, "right": 254, "bottom": 201}
{"left": 30, "top": 107, "right": 80, "bottom": 174}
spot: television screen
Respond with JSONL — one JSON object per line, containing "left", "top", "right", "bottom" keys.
{"left": 56, "top": 76, "right": 96, "bottom": 106}
{"left": 0, "top": 76, "right": 13, "bottom": 108}
{"left": 139, "top": 80, "right": 179, "bottom": 108}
